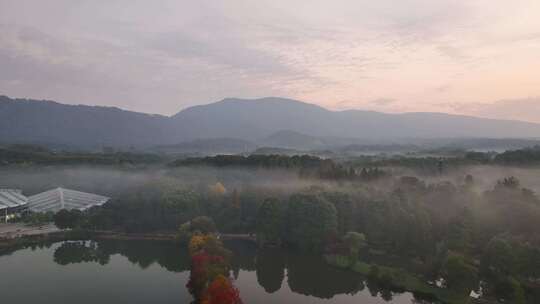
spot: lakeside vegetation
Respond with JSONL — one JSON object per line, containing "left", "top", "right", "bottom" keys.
{"left": 186, "top": 231, "right": 243, "bottom": 304}
{"left": 3, "top": 145, "right": 540, "bottom": 303}
{"left": 31, "top": 169, "right": 540, "bottom": 303}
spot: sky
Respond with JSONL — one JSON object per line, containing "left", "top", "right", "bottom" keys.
{"left": 1, "top": 0, "right": 540, "bottom": 122}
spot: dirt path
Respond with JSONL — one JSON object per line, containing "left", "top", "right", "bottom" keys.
{"left": 0, "top": 223, "right": 59, "bottom": 239}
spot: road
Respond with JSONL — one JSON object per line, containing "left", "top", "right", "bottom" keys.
{"left": 0, "top": 223, "right": 59, "bottom": 239}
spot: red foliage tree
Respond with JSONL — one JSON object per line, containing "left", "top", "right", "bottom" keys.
{"left": 201, "top": 275, "right": 242, "bottom": 304}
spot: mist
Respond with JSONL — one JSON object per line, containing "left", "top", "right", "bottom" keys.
{"left": 2, "top": 162, "right": 539, "bottom": 200}
{"left": 0, "top": 165, "right": 330, "bottom": 198}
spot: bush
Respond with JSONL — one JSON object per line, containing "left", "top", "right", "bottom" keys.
{"left": 20, "top": 212, "right": 54, "bottom": 226}
{"left": 442, "top": 253, "right": 479, "bottom": 293}
{"left": 178, "top": 216, "right": 217, "bottom": 243}
{"left": 191, "top": 216, "right": 217, "bottom": 234}
{"left": 54, "top": 209, "right": 83, "bottom": 229}
{"left": 325, "top": 254, "right": 353, "bottom": 268}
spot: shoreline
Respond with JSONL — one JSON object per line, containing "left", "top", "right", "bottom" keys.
{"left": 324, "top": 254, "right": 499, "bottom": 304}
{"left": 1, "top": 231, "right": 499, "bottom": 304}
{"left": 0, "top": 227, "right": 256, "bottom": 254}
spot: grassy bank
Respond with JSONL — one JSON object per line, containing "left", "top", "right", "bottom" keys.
{"left": 0, "top": 230, "right": 93, "bottom": 255}
{"left": 0, "top": 227, "right": 260, "bottom": 254}
{"left": 325, "top": 254, "right": 471, "bottom": 304}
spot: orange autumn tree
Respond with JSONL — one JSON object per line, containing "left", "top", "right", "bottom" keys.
{"left": 189, "top": 234, "right": 212, "bottom": 256}
{"left": 186, "top": 231, "right": 243, "bottom": 303}
{"left": 201, "top": 274, "right": 242, "bottom": 304}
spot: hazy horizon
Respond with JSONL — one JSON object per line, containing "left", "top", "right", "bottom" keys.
{"left": 2, "top": 3, "right": 540, "bottom": 302}
{"left": 4, "top": 94, "right": 540, "bottom": 126}
{"left": 1, "top": 1, "right": 540, "bottom": 122}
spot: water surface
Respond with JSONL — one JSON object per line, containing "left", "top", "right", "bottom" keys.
{"left": 0, "top": 240, "right": 430, "bottom": 304}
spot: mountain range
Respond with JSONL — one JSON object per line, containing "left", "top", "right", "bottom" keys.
{"left": 2, "top": 95, "right": 540, "bottom": 151}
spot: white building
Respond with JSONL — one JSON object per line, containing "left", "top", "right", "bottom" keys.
{"left": 28, "top": 187, "right": 110, "bottom": 213}
{"left": 0, "top": 189, "right": 28, "bottom": 222}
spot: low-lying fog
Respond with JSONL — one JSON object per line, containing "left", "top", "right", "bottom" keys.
{"left": 1, "top": 164, "right": 539, "bottom": 198}
{"left": 0, "top": 166, "right": 318, "bottom": 197}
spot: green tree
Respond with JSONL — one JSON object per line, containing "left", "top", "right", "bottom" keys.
{"left": 343, "top": 231, "right": 366, "bottom": 258}
{"left": 286, "top": 193, "right": 338, "bottom": 252}
{"left": 190, "top": 216, "right": 217, "bottom": 234}
{"left": 322, "top": 192, "right": 354, "bottom": 235}
{"left": 256, "top": 198, "right": 284, "bottom": 247}
{"left": 21, "top": 211, "right": 54, "bottom": 226}
{"left": 442, "top": 253, "right": 479, "bottom": 293}
{"left": 492, "top": 276, "right": 526, "bottom": 304}
{"left": 446, "top": 208, "right": 474, "bottom": 253}
{"left": 482, "top": 236, "right": 517, "bottom": 276}
{"left": 53, "top": 209, "right": 83, "bottom": 229}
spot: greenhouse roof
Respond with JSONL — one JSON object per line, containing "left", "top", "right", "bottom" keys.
{"left": 0, "top": 189, "right": 28, "bottom": 210}
{"left": 28, "top": 187, "right": 109, "bottom": 213}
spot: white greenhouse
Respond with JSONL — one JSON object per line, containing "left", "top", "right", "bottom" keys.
{"left": 28, "top": 187, "right": 110, "bottom": 213}
{"left": 0, "top": 189, "right": 28, "bottom": 222}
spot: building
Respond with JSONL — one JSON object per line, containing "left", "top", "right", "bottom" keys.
{"left": 0, "top": 189, "right": 28, "bottom": 223}
{"left": 28, "top": 187, "right": 110, "bottom": 213}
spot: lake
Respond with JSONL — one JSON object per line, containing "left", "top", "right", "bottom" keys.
{"left": 0, "top": 239, "right": 433, "bottom": 304}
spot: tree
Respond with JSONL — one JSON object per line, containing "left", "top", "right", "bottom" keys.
{"left": 343, "top": 231, "right": 366, "bottom": 258}
{"left": 446, "top": 208, "right": 474, "bottom": 253}
{"left": 256, "top": 198, "right": 284, "bottom": 247}
{"left": 482, "top": 236, "right": 517, "bottom": 276}
{"left": 21, "top": 211, "right": 54, "bottom": 226}
{"left": 191, "top": 216, "right": 217, "bottom": 234}
{"left": 53, "top": 209, "right": 83, "bottom": 229}
{"left": 201, "top": 274, "right": 242, "bottom": 304}
{"left": 493, "top": 276, "right": 526, "bottom": 304}
{"left": 286, "top": 193, "right": 338, "bottom": 252}
{"left": 179, "top": 217, "right": 218, "bottom": 244}
{"left": 442, "top": 253, "right": 479, "bottom": 293}
{"left": 209, "top": 182, "right": 227, "bottom": 195}
{"left": 322, "top": 192, "right": 354, "bottom": 235}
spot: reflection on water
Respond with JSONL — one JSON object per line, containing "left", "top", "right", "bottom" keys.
{"left": 52, "top": 239, "right": 191, "bottom": 271}
{"left": 256, "top": 248, "right": 285, "bottom": 293}
{"left": 0, "top": 239, "right": 432, "bottom": 304}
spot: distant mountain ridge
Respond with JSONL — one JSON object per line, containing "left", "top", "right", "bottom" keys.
{"left": 0, "top": 96, "right": 173, "bottom": 148}
{"left": 2, "top": 95, "right": 540, "bottom": 150}
{"left": 170, "top": 97, "right": 540, "bottom": 140}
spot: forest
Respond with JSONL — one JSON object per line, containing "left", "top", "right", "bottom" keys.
{"left": 33, "top": 165, "right": 540, "bottom": 303}
{"left": 5, "top": 146, "right": 540, "bottom": 303}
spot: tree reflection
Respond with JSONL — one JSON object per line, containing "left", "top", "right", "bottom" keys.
{"left": 52, "top": 240, "right": 190, "bottom": 272}
{"left": 256, "top": 248, "right": 285, "bottom": 293}
{"left": 226, "top": 240, "right": 257, "bottom": 279}
{"left": 286, "top": 253, "right": 364, "bottom": 299}
{"left": 365, "top": 274, "right": 404, "bottom": 302}
{"left": 53, "top": 241, "right": 109, "bottom": 265}
{"left": 48, "top": 240, "right": 422, "bottom": 303}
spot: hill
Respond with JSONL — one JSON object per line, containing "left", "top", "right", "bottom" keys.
{"left": 0, "top": 96, "right": 175, "bottom": 149}
{"left": 2, "top": 95, "right": 540, "bottom": 150}
{"left": 172, "top": 97, "right": 540, "bottom": 140}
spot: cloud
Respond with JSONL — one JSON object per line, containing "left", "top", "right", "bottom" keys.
{"left": 370, "top": 98, "right": 396, "bottom": 106}
{"left": 0, "top": 0, "right": 539, "bottom": 120}
{"left": 147, "top": 30, "right": 294, "bottom": 76}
